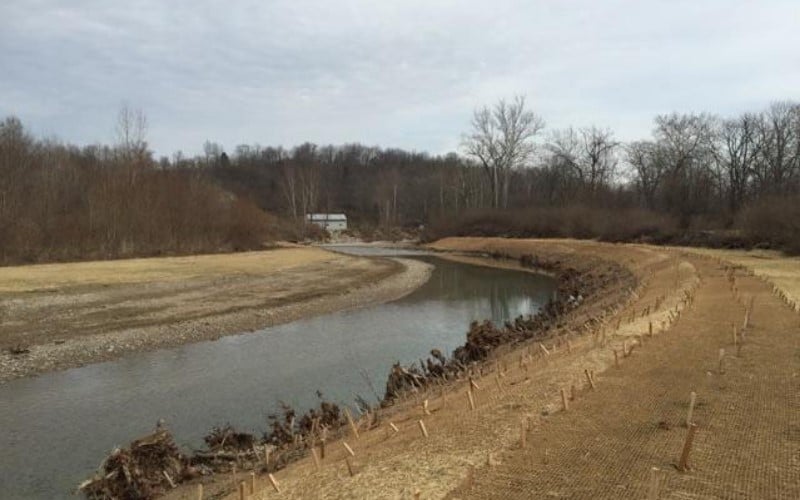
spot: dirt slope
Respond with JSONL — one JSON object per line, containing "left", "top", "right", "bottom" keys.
{"left": 449, "top": 254, "right": 799, "bottom": 499}
{"left": 208, "top": 238, "right": 798, "bottom": 500}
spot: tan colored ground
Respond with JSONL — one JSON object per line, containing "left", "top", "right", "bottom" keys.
{"left": 203, "top": 238, "right": 799, "bottom": 500}
{"left": 0, "top": 245, "right": 332, "bottom": 293}
{"left": 0, "top": 246, "right": 432, "bottom": 382}
{"left": 682, "top": 246, "right": 800, "bottom": 311}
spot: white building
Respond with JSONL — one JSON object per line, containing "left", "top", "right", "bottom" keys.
{"left": 306, "top": 213, "right": 347, "bottom": 231}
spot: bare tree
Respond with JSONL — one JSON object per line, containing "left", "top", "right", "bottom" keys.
{"left": 546, "top": 126, "right": 619, "bottom": 198}
{"left": 202, "top": 141, "right": 223, "bottom": 166}
{"left": 280, "top": 162, "right": 299, "bottom": 219}
{"left": 651, "top": 113, "right": 718, "bottom": 218}
{"left": 462, "top": 96, "right": 545, "bottom": 208}
{"left": 626, "top": 140, "right": 665, "bottom": 209}
{"left": 752, "top": 101, "right": 800, "bottom": 196}
{"left": 717, "top": 113, "right": 759, "bottom": 212}
{"left": 116, "top": 105, "right": 149, "bottom": 166}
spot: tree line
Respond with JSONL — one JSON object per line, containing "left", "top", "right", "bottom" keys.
{"left": 1, "top": 98, "right": 798, "bottom": 265}
{"left": 197, "top": 97, "right": 799, "bottom": 250}
{"left": 0, "top": 110, "right": 280, "bottom": 266}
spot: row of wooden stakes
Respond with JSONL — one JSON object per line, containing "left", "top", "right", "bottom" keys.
{"left": 214, "top": 258, "right": 703, "bottom": 499}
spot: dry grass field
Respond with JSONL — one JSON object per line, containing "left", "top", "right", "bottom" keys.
{"left": 0, "top": 245, "right": 331, "bottom": 293}
{"left": 683, "top": 246, "right": 800, "bottom": 311}
{"left": 198, "top": 238, "right": 800, "bottom": 500}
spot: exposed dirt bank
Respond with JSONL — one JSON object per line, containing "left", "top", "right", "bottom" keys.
{"left": 0, "top": 247, "right": 432, "bottom": 383}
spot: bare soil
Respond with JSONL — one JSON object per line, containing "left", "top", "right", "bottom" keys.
{"left": 200, "top": 238, "right": 799, "bottom": 500}
{"left": 0, "top": 246, "right": 432, "bottom": 383}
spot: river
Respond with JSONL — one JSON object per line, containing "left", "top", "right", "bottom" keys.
{"left": 0, "top": 248, "right": 555, "bottom": 498}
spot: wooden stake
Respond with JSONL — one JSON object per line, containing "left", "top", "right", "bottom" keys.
{"left": 469, "top": 377, "right": 480, "bottom": 391}
{"left": 495, "top": 374, "right": 504, "bottom": 393}
{"left": 584, "top": 369, "right": 595, "bottom": 390}
{"left": 344, "top": 408, "right": 359, "bottom": 439}
{"left": 647, "top": 467, "right": 664, "bottom": 500}
{"left": 249, "top": 472, "right": 256, "bottom": 494}
{"left": 417, "top": 419, "right": 429, "bottom": 438}
{"left": 649, "top": 321, "right": 653, "bottom": 337}
{"left": 613, "top": 349, "right": 619, "bottom": 367}
{"left": 560, "top": 388, "right": 569, "bottom": 411}
{"left": 422, "top": 399, "right": 431, "bottom": 416}
{"left": 389, "top": 422, "right": 399, "bottom": 433}
{"left": 678, "top": 423, "right": 698, "bottom": 471}
{"left": 195, "top": 483, "right": 203, "bottom": 500}
{"left": 345, "top": 457, "right": 356, "bottom": 476}
{"left": 342, "top": 441, "right": 356, "bottom": 457}
{"left": 685, "top": 391, "right": 697, "bottom": 427}
{"left": 622, "top": 340, "right": 628, "bottom": 357}
{"left": 539, "top": 343, "right": 550, "bottom": 356}
{"left": 467, "top": 389, "right": 476, "bottom": 410}
{"left": 311, "top": 447, "right": 321, "bottom": 470}
{"left": 237, "top": 481, "right": 246, "bottom": 500}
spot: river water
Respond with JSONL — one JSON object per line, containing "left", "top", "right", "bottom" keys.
{"left": 0, "top": 248, "right": 555, "bottom": 498}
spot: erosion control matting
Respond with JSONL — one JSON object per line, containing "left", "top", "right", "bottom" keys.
{"left": 449, "top": 256, "right": 800, "bottom": 499}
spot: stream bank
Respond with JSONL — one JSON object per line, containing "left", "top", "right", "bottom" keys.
{"left": 0, "top": 250, "right": 431, "bottom": 383}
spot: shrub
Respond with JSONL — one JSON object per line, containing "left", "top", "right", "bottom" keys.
{"left": 423, "top": 206, "right": 678, "bottom": 244}
{"left": 737, "top": 196, "right": 800, "bottom": 255}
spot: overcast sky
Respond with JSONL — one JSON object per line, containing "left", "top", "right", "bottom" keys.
{"left": 1, "top": 1, "right": 798, "bottom": 157}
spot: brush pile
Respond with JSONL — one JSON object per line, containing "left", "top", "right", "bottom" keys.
{"left": 80, "top": 398, "right": 349, "bottom": 499}
{"left": 78, "top": 428, "right": 186, "bottom": 500}
{"left": 190, "top": 425, "right": 264, "bottom": 472}
{"left": 382, "top": 252, "right": 638, "bottom": 403}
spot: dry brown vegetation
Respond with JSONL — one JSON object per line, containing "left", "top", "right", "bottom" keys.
{"left": 423, "top": 206, "right": 680, "bottom": 244}
{"left": 0, "top": 117, "right": 290, "bottom": 266}
{"left": 0, "top": 245, "right": 331, "bottom": 293}
{"left": 683, "top": 245, "right": 800, "bottom": 311}
{"left": 3, "top": 99, "right": 800, "bottom": 266}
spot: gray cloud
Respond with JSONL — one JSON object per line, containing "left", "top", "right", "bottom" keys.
{"left": 1, "top": 0, "right": 798, "bottom": 156}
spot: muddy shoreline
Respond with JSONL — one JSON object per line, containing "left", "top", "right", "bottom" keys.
{"left": 0, "top": 257, "right": 432, "bottom": 383}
